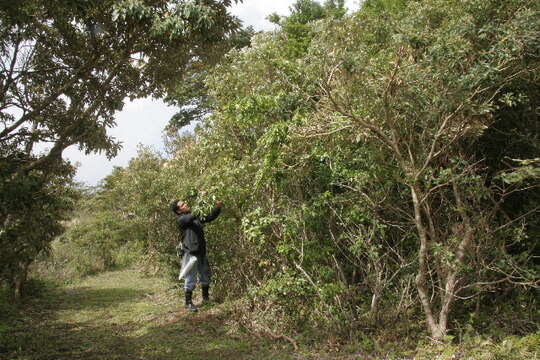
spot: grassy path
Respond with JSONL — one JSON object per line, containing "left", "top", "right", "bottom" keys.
{"left": 5, "top": 270, "right": 536, "bottom": 359}
{"left": 1, "top": 270, "right": 293, "bottom": 360}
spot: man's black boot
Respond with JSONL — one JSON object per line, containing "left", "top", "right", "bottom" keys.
{"left": 185, "top": 290, "right": 197, "bottom": 312}
{"left": 202, "top": 285, "right": 210, "bottom": 304}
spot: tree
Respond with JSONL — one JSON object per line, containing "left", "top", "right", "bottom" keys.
{"left": 0, "top": 153, "right": 78, "bottom": 298}
{"left": 308, "top": 0, "right": 539, "bottom": 340}
{"left": 267, "top": 0, "right": 346, "bottom": 58}
{"left": 0, "top": 0, "right": 240, "bottom": 172}
{"left": 0, "top": 0, "right": 241, "bottom": 298}
{"left": 163, "top": 25, "right": 255, "bottom": 134}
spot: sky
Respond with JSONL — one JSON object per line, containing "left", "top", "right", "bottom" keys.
{"left": 65, "top": 0, "right": 360, "bottom": 186}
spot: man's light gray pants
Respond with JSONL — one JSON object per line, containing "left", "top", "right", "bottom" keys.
{"left": 181, "top": 253, "right": 211, "bottom": 291}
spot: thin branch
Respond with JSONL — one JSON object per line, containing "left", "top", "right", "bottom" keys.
{"left": 294, "top": 125, "right": 353, "bottom": 138}
{"left": 491, "top": 205, "right": 540, "bottom": 234}
{"left": 0, "top": 55, "right": 100, "bottom": 139}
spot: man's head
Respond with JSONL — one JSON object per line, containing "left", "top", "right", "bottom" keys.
{"left": 170, "top": 199, "right": 190, "bottom": 214}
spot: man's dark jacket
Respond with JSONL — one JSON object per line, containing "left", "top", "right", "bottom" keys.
{"left": 176, "top": 206, "right": 221, "bottom": 257}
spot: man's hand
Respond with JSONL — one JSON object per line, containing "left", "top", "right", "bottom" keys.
{"left": 176, "top": 244, "right": 184, "bottom": 258}
{"left": 215, "top": 200, "right": 223, "bottom": 208}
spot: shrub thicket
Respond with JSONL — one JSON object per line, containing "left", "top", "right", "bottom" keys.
{"left": 40, "top": 0, "right": 539, "bottom": 349}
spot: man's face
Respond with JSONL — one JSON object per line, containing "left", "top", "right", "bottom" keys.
{"left": 177, "top": 201, "right": 190, "bottom": 214}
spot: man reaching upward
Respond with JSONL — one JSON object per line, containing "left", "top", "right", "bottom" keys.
{"left": 170, "top": 199, "right": 222, "bottom": 312}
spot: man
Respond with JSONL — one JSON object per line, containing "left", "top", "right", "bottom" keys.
{"left": 170, "top": 199, "right": 222, "bottom": 312}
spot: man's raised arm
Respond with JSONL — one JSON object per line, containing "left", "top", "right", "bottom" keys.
{"left": 201, "top": 201, "right": 223, "bottom": 223}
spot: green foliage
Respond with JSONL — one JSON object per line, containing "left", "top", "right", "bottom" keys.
{"left": 414, "top": 331, "right": 540, "bottom": 360}
{"left": 0, "top": 153, "right": 78, "bottom": 298}
{"left": 163, "top": 23, "right": 255, "bottom": 133}
{"left": 33, "top": 194, "right": 148, "bottom": 282}
{"left": 51, "top": 0, "right": 540, "bottom": 351}
{"left": 0, "top": 0, "right": 239, "bottom": 166}
{"left": 362, "top": 0, "right": 409, "bottom": 15}
{"left": 0, "top": 0, "right": 241, "bottom": 298}
{"left": 498, "top": 158, "right": 540, "bottom": 184}
{"left": 267, "top": 0, "right": 346, "bottom": 58}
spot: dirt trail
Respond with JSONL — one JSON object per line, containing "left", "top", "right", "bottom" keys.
{"left": 1, "top": 270, "right": 292, "bottom": 360}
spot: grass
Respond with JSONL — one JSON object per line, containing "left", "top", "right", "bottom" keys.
{"left": 1, "top": 270, "right": 538, "bottom": 360}
{"left": 0, "top": 269, "right": 294, "bottom": 360}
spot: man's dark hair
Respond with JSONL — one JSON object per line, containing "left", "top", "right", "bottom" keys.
{"left": 170, "top": 199, "right": 180, "bottom": 214}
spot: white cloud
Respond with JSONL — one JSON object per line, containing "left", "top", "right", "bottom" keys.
{"left": 229, "top": 1, "right": 291, "bottom": 31}
{"left": 230, "top": 0, "right": 361, "bottom": 31}
{"left": 63, "top": 98, "right": 176, "bottom": 186}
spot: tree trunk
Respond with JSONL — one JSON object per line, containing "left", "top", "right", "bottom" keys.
{"left": 13, "top": 277, "right": 23, "bottom": 300}
{"left": 436, "top": 181, "right": 475, "bottom": 337}
{"left": 410, "top": 184, "right": 446, "bottom": 341}
{"left": 369, "top": 262, "right": 383, "bottom": 321}
{"left": 410, "top": 181, "right": 475, "bottom": 342}
{"left": 11, "top": 261, "right": 29, "bottom": 301}
{"left": 370, "top": 291, "right": 381, "bottom": 321}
